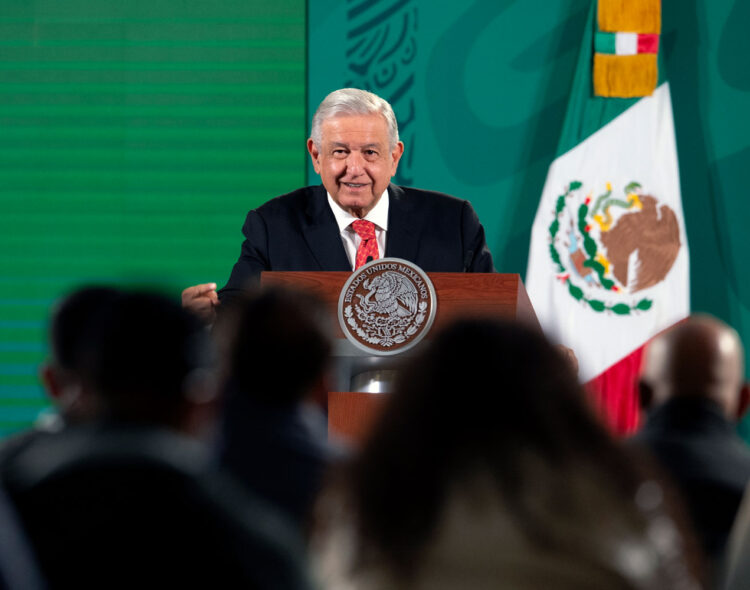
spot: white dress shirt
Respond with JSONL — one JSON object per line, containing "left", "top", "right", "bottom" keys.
{"left": 327, "top": 189, "right": 389, "bottom": 271}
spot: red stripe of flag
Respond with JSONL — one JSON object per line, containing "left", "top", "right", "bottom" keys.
{"left": 637, "top": 33, "right": 660, "bottom": 54}
{"left": 585, "top": 345, "right": 645, "bottom": 435}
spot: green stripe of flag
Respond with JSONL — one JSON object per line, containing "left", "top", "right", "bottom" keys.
{"left": 594, "top": 31, "right": 616, "bottom": 54}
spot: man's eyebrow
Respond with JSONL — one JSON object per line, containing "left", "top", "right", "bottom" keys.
{"left": 329, "top": 141, "right": 382, "bottom": 149}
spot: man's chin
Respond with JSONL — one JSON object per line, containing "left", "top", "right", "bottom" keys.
{"left": 336, "top": 194, "right": 377, "bottom": 217}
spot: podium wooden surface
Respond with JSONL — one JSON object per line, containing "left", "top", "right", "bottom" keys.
{"left": 262, "top": 271, "right": 539, "bottom": 445}
{"left": 262, "top": 272, "right": 540, "bottom": 336}
{"left": 326, "top": 392, "right": 387, "bottom": 443}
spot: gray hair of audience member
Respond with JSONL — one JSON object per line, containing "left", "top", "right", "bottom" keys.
{"left": 309, "top": 88, "right": 399, "bottom": 150}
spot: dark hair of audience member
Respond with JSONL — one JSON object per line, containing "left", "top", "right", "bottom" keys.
{"left": 47, "top": 287, "right": 121, "bottom": 380}
{"left": 216, "top": 287, "right": 332, "bottom": 406}
{"left": 88, "top": 291, "right": 214, "bottom": 429}
{"left": 39, "top": 287, "right": 122, "bottom": 422}
{"left": 343, "top": 318, "right": 643, "bottom": 577}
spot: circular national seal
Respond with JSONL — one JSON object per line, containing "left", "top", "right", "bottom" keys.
{"left": 338, "top": 257, "right": 437, "bottom": 356}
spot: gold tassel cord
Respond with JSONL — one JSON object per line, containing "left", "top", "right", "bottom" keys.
{"left": 593, "top": 54, "right": 658, "bottom": 97}
{"left": 598, "top": 0, "right": 661, "bottom": 34}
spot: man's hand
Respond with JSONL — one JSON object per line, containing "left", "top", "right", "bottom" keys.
{"left": 181, "top": 283, "right": 219, "bottom": 324}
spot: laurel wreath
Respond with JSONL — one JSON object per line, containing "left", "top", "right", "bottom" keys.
{"left": 547, "top": 180, "right": 653, "bottom": 315}
{"left": 344, "top": 302, "right": 427, "bottom": 347}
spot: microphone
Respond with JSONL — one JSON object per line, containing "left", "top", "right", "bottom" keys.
{"left": 366, "top": 256, "right": 374, "bottom": 264}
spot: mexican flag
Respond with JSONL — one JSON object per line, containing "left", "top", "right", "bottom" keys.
{"left": 526, "top": 0, "right": 689, "bottom": 434}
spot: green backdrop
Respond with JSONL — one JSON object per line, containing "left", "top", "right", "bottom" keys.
{"left": 1, "top": 0, "right": 749, "bottom": 436}
{"left": 0, "top": 0, "right": 305, "bottom": 435}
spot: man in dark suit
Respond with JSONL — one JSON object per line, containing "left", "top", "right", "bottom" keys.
{"left": 633, "top": 315, "right": 750, "bottom": 572}
{"left": 182, "top": 88, "right": 494, "bottom": 321}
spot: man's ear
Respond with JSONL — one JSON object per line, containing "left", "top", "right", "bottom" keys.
{"left": 390, "top": 141, "right": 404, "bottom": 175}
{"left": 736, "top": 382, "right": 750, "bottom": 420}
{"left": 40, "top": 364, "right": 86, "bottom": 417}
{"left": 638, "top": 379, "right": 654, "bottom": 411}
{"left": 40, "top": 364, "right": 64, "bottom": 402}
{"left": 307, "top": 138, "right": 321, "bottom": 174}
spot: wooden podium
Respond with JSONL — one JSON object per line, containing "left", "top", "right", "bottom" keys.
{"left": 262, "top": 272, "right": 538, "bottom": 445}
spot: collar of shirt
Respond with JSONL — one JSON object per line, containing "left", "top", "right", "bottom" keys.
{"left": 327, "top": 189, "right": 389, "bottom": 270}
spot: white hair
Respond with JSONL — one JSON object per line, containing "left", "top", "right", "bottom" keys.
{"left": 310, "top": 88, "right": 399, "bottom": 150}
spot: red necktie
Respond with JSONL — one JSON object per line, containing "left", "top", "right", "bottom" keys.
{"left": 351, "top": 219, "right": 379, "bottom": 270}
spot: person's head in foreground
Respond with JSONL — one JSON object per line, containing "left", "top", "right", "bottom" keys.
{"left": 639, "top": 314, "right": 749, "bottom": 420}
{"left": 40, "top": 286, "right": 121, "bottom": 424}
{"left": 71, "top": 288, "right": 216, "bottom": 435}
{"left": 215, "top": 286, "right": 333, "bottom": 408}
{"left": 314, "top": 318, "right": 702, "bottom": 590}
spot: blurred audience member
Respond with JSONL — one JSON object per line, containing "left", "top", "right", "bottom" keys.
{"left": 0, "top": 287, "right": 120, "bottom": 461}
{"left": 0, "top": 288, "right": 312, "bottom": 589}
{"left": 214, "top": 287, "right": 344, "bottom": 531}
{"left": 313, "top": 318, "right": 701, "bottom": 590}
{"left": 38, "top": 286, "right": 121, "bottom": 425}
{"left": 722, "top": 482, "right": 750, "bottom": 590}
{"left": 633, "top": 315, "right": 750, "bottom": 574}
{"left": 80, "top": 289, "right": 219, "bottom": 435}
{"left": 0, "top": 484, "right": 47, "bottom": 589}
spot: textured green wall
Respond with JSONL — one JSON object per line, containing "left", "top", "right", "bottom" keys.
{"left": 308, "top": 1, "right": 750, "bottom": 419}
{"left": 0, "top": 0, "right": 306, "bottom": 435}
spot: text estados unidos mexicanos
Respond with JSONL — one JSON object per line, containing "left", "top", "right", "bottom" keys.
{"left": 343, "top": 263, "right": 429, "bottom": 303}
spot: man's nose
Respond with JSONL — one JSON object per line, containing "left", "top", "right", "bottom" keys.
{"left": 345, "top": 152, "right": 364, "bottom": 175}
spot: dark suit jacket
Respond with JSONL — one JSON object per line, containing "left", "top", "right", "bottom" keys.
{"left": 0, "top": 424, "right": 312, "bottom": 589}
{"left": 216, "top": 393, "right": 346, "bottom": 530}
{"left": 218, "top": 184, "right": 495, "bottom": 304}
{"left": 632, "top": 397, "right": 750, "bottom": 564}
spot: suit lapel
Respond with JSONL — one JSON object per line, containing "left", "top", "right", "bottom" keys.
{"left": 302, "top": 186, "right": 352, "bottom": 271}
{"left": 385, "top": 184, "right": 419, "bottom": 262}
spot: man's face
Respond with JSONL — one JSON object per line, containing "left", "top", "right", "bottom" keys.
{"left": 307, "top": 113, "right": 404, "bottom": 218}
